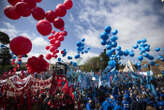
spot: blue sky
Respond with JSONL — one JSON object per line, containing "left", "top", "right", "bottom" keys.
{"left": 0, "top": 0, "right": 164, "bottom": 64}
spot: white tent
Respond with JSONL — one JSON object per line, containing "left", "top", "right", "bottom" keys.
{"left": 139, "top": 71, "right": 153, "bottom": 76}
{"left": 123, "top": 60, "right": 136, "bottom": 72}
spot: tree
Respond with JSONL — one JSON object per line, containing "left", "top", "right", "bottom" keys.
{"left": 0, "top": 32, "right": 12, "bottom": 74}
{"left": 0, "top": 32, "right": 10, "bottom": 44}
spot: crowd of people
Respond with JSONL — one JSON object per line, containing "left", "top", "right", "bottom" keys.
{"left": 0, "top": 71, "right": 164, "bottom": 110}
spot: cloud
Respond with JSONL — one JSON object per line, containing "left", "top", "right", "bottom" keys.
{"left": 0, "top": 22, "right": 33, "bottom": 40}
{"left": 0, "top": 22, "right": 18, "bottom": 38}
{"left": 74, "top": 0, "right": 164, "bottom": 57}
{"left": 32, "top": 37, "right": 49, "bottom": 47}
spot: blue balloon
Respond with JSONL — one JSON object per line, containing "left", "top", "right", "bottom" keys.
{"left": 110, "top": 36, "right": 118, "bottom": 42}
{"left": 136, "top": 62, "right": 141, "bottom": 68}
{"left": 143, "top": 53, "right": 149, "bottom": 57}
{"left": 106, "top": 45, "right": 112, "bottom": 50}
{"left": 111, "top": 42, "right": 117, "bottom": 47}
{"left": 133, "top": 44, "right": 138, "bottom": 49}
{"left": 75, "top": 54, "right": 80, "bottom": 59}
{"left": 108, "top": 60, "right": 116, "bottom": 67}
{"left": 101, "top": 40, "right": 107, "bottom": 45}
{"left": 112, "top": 29, "right": 118, "bottom": 35}
{"left": 147, "top": 55, "right": 154, "bottom": 60}
{"left": 142, "top": 38, "right": 147, "bottom": 43}
{"left": 76, "top": 41, "right": 82, "bottom": 47}
{"left": 100, "top": 32, "right": 108, "bottom": 40}
{"left": 129, "top": 51, "right": 134, "bottom": 57}
{"left": 117, "top": 50, "right": 124, "bottom": 56}
{"left": 138, "top": 56, "right": 143, "bottom": 61}
{"left": 73, "top": 62, "right": 77, "bottom": 67}
{"left": 106, "top": 50, "right": 113, "bottom": 56}
{"left": 87, "top": 47, "right": 90, "bottom": 50}
{"left": 140, "top": 43, "right": 146, "bottom": 47}
{"left": 67, "top": 56, "right": 72, "bottom": 60}
{"left": 155, "top": 48, "right": 160, "bottom": 52}
{"left": 140, "top": 48, "right": 146, "bottom": 53}
{"left": 58, "top": 58, "right": 61, "bottom": 62}
{"left": 124, "top": 50, "right": 129, "bottom": 56}
{"left": 84, "top": 50, "right": 88, "bottom": 53}
{"left": 104, "top": 26, "right": 112, "bottom": 34}
{"left": 81, "top": 38, "right": 85, "bottom": 42}
{"left": 137, "top": 40, "right": 141, "bottom": 44}
{"left": 116, "top": 46, "right": 121, "bottom": 50}
{"left": 77, "top": 47, "right": 82, "bottom": 52}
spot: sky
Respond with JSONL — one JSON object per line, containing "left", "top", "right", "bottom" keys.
{"left": 0, "top": 0, "right": 164, "bottom": 64}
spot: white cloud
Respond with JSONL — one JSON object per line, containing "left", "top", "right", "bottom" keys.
{"left": 32, "top": 37, "right": 48, "bottom": 47}
{"left": 0, "top": 22, "right": 33, "bottom": 40}
{"left": 75, "top": 0, "right": 164, "bottom": 55}
{"left": 0, "top": 22, "right": 18, "bottom": 38}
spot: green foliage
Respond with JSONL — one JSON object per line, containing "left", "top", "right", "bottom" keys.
{"left": 80, "top": 49, "right": 109, "bottom": 72}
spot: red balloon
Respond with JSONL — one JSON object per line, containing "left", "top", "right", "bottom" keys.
{"left": 54, "top": 32, "right": 60, "bottom": 38}
{"left": 60, "top": 27, "right": 65, "bottom": 31}
{"left": 61, "top": 31, "right": 68, "bottom": 36}
{"left": 4, "top": 5, "right": 20, "bottom": 20}
{"left": 52, "top": 30, "right": 55, "bottom": 34}
{"left": 48, "top": 35, "right": 54, "bottom": 40}
{"left": 55, "top": 4, "right": 67, "bottom": 17}
{"left": 36, "top": 0, "right": 42, "bottom": 3}
{"left": 61, "top": 50, "right": 64, "bottom": 54}
{"left": 54, "top": 49, "right": 59, "bottom": 54}
{"left": 50, "top": 38, "right": 57, "bottom": 44}
{"left": 10, "top": 36, "right": 32, "bottom": 55}
{"left": 22, "top": 0, "right": 36, "bottom": 9}
{"left": 37, "top": 20, "right": 52, "bottom": 36}
{"left": 46, "top": 53, "right": 52, "bottom": 60}
{"left": 64, "top": 0, "right": 73, "bottom": 10}
{"left": 54, "top": 55, "right": 58, "bottom": 58}
{"left": 27, "top": 55, "right": 49, "bottom": 73}
{"left": 46, "top": 10, "right": 57, "bottom": 22}
{"left": 15, "top": 2, "right": 31, "bottom": 17}
{"left": 50, "top": 47, "right": 55, "bottom": 53}
{"left": 53, "top": 18, "right": 64, "bottom": 29}
{"left": 50, "top": 46, "right": 57, "bottom": 52}
{"left": 45, "top": 46, "right": 50, "bottom": 50}
{"left": 32, "top": 7, "right": 45, "bottom": 20}
{"left": 8, "top": 0, "right": 21, "bottom": 6}
{"left": 58, "top": 35, "right": 64, "bottom": 41}
{"left": 55, "top": 40, "right": 61, "bottom": 47}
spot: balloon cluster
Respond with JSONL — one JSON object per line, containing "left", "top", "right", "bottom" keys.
{"left": 45, "top": 31, "right": 68, "bottom": 60}
{"left": 100, "top": 26, "right": 128, "bottom": 69}
{"left": 75, "top": 38, "right": 90, "bottom": 59}
{"left": 27, "top": 55, "right": 49, "bottom": 73}
{"left": 100, "top": 26, "right": 164, "bottom": 71}
{"left": 4, "top": 0, "right": 73, "bottom": 36}
{"left": 132, "top": 39, "right": 164, "bottom": 69}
